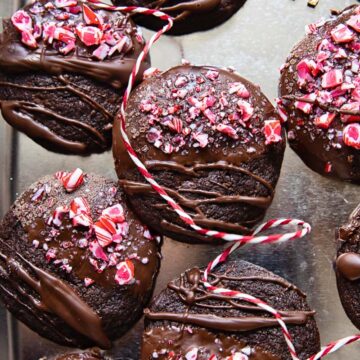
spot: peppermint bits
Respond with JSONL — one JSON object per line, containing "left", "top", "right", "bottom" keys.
{"left": 56, "top": 168, "right": 84, "bottom": 192}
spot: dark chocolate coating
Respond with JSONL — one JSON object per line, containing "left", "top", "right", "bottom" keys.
{"left": 111, "top": 0, "right": 246, "bottom": 35}
{"left": 113, "top": 65, "right": 285, "bottom": 244}
{"left": 53, "top": 348, "right": 105, "bottom": 360}
{"left": 141, "top": 260, "right": 320, "bottom": 360}
{"left": 279, "top": 5, "right": 360, "bottom": 182}
{"left": 335, "top": 203, "right": 360, "bottom": 330}
{"left": 0, "top": 173, "right": 161, "bottom": 348}
{"left": 0, "top": 0, "right": 150, "bottom": 155}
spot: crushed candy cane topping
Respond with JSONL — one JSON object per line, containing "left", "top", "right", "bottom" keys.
{"left": 22, "top": 169, "right": 155, "bottom": 287}
{"left": 11, "top": 0, "right": 144, "bottom": 58}
{"left": 281, "top": 6, "right": 360, "bottom": 150}
{"left": 137, "top": 67, "right": 281, "bottom": 154}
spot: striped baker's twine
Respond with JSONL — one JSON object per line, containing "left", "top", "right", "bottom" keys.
{"left": 308, "top": 335, "right": 360, "bottom": 360}
{"left": 84, "top": 1, "right": 359, "bottom": 358}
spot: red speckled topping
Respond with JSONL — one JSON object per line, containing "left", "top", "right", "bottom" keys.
{"left": 17, "top": 169, "right": 160, "bottom": 288}
{"left": 10, "top": 0, "right": 143, "bottom": 57}
{"left": 135, "top": 65, "right": 282, "bottom": 156}
{"left": 281, "top": 6, "right": 360, "bottom": 150}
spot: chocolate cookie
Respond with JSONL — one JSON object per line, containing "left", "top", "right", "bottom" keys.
{"left": 51, "top": 348, "right": 105, "bottom": 360}
{"left": 110, "top": 0, "right": 247, "bottom": 35}
{"left": 0, "top": 169, "right": 161, "bottom": 349}
{"left": 0, "top": 0, "right": 150, "bottom": 155}
{"left": 113, "top": 65, "right": 285, "bottom": 243}
{"left": 141, "top": 259, "right": 320, "bottom": 360}
{"left": 279, "top": 5, "right": 360, "bottom": 182}
{"left": 335, "top": 203, "right": 360, "bottom": 330}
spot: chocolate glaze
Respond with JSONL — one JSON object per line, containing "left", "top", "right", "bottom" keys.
{"left": 0, "top": 3, "right": 149, "bottom": 88}
{"left": 0, "top": 70, "right": 118, "bottom": 154}
{"left": 19, "top": 176, "right": 158, "bottom": 291}
{"left": 0, "top": 100, "right": 89, "bottom": 153}
{"left": 142, "top": 263, "right": 319, "bottom": 360}
{"left": 113, "top": 65, "right": 284, "bottom": 243}
{"left": 144, "top": 310, "right": 310, "bottom": 332}
{"left": 0, "top": 249, "right": 111, "bottom": 349}
{"left": 336, "top": 253, "right": 360, "bottom": 281}
{"left": 279, "top": 5, "right": 360, "bottom": 182}
{"left": 145, "top": 267, "right": 313, "bottom": 333}
{"left": 142, "top": 326, "right": 278, "bottom": 360}
{"left": 0, "top": 173, "right": 162, "bottom": 348}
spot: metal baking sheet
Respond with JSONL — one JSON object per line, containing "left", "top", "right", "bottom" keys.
{"left": 1, "top": 0, "right": 360, "bottom": 359}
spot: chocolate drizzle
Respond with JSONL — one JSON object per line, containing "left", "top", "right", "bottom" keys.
{"left": 0, "top": 248, "right": 111, "bottom": 349}
{"left": 0, "top": 73, "right": 116, "bottom": 154}
{"left": 0, "top": 5, "right": 149, "bottom": 89}
{"left": 144, "top": 310, "right": 311, "bottom": 332}
{"left": 336, "top": 252, "right": 360, "bottom": 281}
{"left": 121, "top": 160, "right": 274, "bottom": 238}
{"left": 143, "top": 266, "right": 315, "bottom": 359}
{"left": 142, "top": 326, "right": 278, "bottom": 360}
{"left": 145, "top": 267, "right": 314, "bottom": 330}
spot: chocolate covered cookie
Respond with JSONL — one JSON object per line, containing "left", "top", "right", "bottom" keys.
{"left": 335, "top": 203, "right": 360, "bottom": 330}
{"left": 113, "top": 65, "right": 285, "bottom": 243}
{"left": 110, "top": 0, "right": 247, "bottom": 35}
{"left": 279, "top": 5, "right": 360, "bottom": 182}
{"left": 51, "top": 348, "right": 105, "bottom": 360}
{"left": 141, "top": 259, "right": 320, "bottom": 360}
{"left": 0, "top": 0, "right": 149, "bottom": 155}
{"left": 0, "top": 169, "right": 161, "bottom": 349}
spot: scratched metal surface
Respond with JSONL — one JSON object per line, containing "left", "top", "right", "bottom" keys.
{"left": 1, "top": 0, "right": 360, "bottom": 359}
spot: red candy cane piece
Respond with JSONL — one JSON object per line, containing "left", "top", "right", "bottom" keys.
{"left": 21, "top": 31, "right": 38, "bottom": 49}
{"left": 216, "top": 123, "right": 239, "bottom": 139}
{"left": 48, "top": 205, "right": 69, "bottom": 227}
{"left": 89, "top": 240, "right": 108, "bottom": 261}
{"left": 101, "top": 204, "right": 125, "bottom": 223}
{"left": 93, "top": 221, "right": 113, "bottom": 247}
{"left": 340, "top": 102, "right": 360, "bottom": 123}
{"left": 263, "top": 120, "right": 282, "bottom": 145}
{"left": 314, "top": 112, "right": 336, "bottom": 129}
{"left": 347, "top": 14, "right": 360, "bottom": 33}
{"left": 72, "top": 213, "right": 93, "bottom": 227}
{"left": 93, "top": 43, "right": 110, "bottom": 60}
{"left": 322, "top": 69, "right": 343, "bottom": 89}
{"left": 98, "top": 216, "right": 117, "bottom": 235}
{"left": 343, "top": 123, "right": 360, "bottom": 149}
{"left": 54, "top": 0, "right": 77, "bottom": 8}
{"left": 60, "top": 168, "right": 84, "bottom": 192}
{"left": 83, "top": 3, "right": 103, "bottom": 26}
{"left": 331, "top": 24, "right": 355, "bottom": 43}
{"left": 237, "top": 100, "right": 254, "bottom": 121}
{"left": 54, "top": 27, "right": 76, "bottom": 44}
{"left": 11, "top": 10, "right": 33, "bottom": 32}
{"left": 108, "top": 36, "right": 128, "bottom": 56}
{"left": 69, "top": 197, "right": 90, "bottom": 218}
{"left": 43, "top": 22, "right": 56, "bottom": 44}
{"left": 59, "top": 41, "right": 76, "bottom": 55}
{"left": 115, "top": 260, "right": 135, "bottom": 285}
{"left": 76, "top": 24, "right": 103, "bottom": 46}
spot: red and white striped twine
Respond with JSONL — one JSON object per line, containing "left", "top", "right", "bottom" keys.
{"left": 85, "top": 0, "right": 360, "bottom": 358}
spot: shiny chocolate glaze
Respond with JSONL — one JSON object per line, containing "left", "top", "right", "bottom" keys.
{"left": 0, "top": 1, "right": 150, "bottom": 154}
{"left": 0, "top": 173, "right": 162, "bottom": 348}
{"left": 113, "top": 65, "right": 285, "bottom": 243}
{"left": 279, "top": 5, "right": 360, "bottom": 182}
{"left": 141, "top": 263, "right": 319, "bottom": 360}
